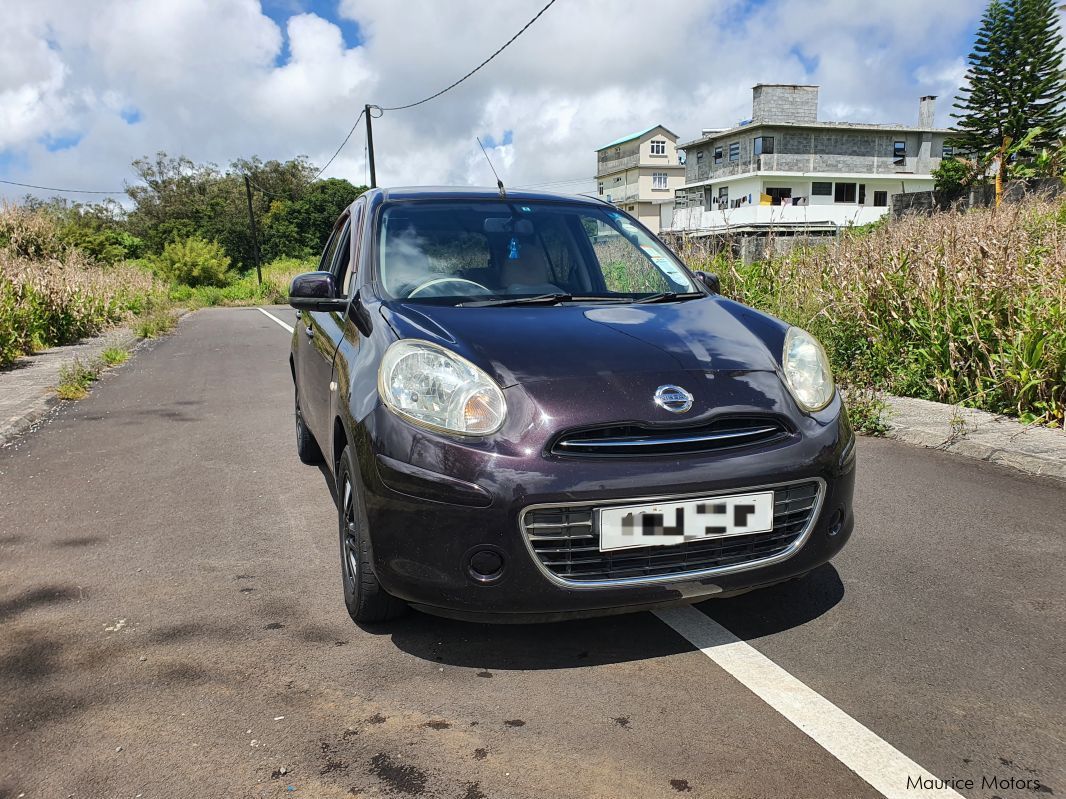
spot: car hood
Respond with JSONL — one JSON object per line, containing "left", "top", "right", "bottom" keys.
{"left": 379, "top": 296, "right": 787, "bottom": 388}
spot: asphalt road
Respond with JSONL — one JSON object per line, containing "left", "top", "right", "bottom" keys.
{"left": 1, "top": 306, "right": 1062, "bottom": 799}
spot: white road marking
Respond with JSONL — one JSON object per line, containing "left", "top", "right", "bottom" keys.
{"left": 258, "top": 307, "right": 294, "bottom": 334}
{"left": 654, "top": 606, "right": 965, "bottom": 799}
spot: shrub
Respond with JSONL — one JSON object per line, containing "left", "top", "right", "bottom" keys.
{"left": 152, "top": 236, "right": 232, "bottom": 287}
{"left": 55, "top": 357, "right": 98, "bottom": 400}
{"left": 135, "top": 307, "right": 178, "bottom": 338}
{"left": 932, "top": 157, "right": 973, "bottom": 201}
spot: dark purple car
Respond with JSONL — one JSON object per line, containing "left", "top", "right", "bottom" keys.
{"left": 288, "top": 187, "right": 855, "bottom": 623}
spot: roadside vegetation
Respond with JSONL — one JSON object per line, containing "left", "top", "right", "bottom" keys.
{"left": 0, "top": 205, "right": 167, "bottom": 368}
{"left": 680, "top": 196, "right": 1066, "bottom": 429}
{"left": 1, "top": 153, "right": 361, "bottom": 369}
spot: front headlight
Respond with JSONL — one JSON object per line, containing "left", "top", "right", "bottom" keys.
{"left": 782, "top": 327, "right": 835, "bottom": 412}
{"left": 378, "top": 339, "right": 506, "bottom": 435}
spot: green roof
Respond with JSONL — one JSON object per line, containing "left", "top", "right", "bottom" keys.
{"left": 597, "top": 125, "right": 675, "bottom": 151}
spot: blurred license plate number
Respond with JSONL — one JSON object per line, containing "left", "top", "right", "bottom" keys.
{"left": 598, "top": 492, "right": 774, "bottom": 552}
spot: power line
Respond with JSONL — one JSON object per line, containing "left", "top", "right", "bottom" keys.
{"left": 310, "top": 107, "right": 366, "bottom": 182}
{"left": 6, "top": 1, "right": 559, "bottom": 196}
{"left": 242, "top": 174, "right": 296, "bottom": 201}
{"left": 379, "top": 0, "right": 559, "bottom": 112}
{"left": 0, "top": 178, "right": 126, "bottom": 196}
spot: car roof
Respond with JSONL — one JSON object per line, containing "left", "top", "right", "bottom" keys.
{"left": 376, "top": 186, "right": 607, "bottom": 206}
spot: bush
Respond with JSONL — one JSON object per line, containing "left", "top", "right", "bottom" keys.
{"left": 152, "top": 236, "right": 232, "bottom": 287}
{"left": 932, "top": 157, "right": 973, "bottom": 201}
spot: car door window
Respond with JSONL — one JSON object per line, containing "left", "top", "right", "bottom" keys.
{"left": 319, "top": 223, "right": 342, "bottom": 273}
{"left": 342, "top": 201, "right": 365, "bottom": 297}
{"left": 331, "top": 220, "right": 353, "bottom": 296}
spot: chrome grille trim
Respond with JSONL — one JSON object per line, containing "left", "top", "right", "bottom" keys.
{"left": 549, "top": 417, "right": 792, "bottom": 457}
{"left": 555, "top": 425, "right": 782, "bottom": 450}
{"left": 518, "top": 477, "right": 826, "bottom": 589}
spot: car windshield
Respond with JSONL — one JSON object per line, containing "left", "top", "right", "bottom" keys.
{"left": 376, "top": 200, "right": 698, "bottom": 304}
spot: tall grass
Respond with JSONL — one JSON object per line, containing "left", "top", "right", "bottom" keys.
{"left": 678, "top": 198, "right": 1066, "bottom": 426}
{"left": 0, "top": 204, "right": 167, "bottom": 367}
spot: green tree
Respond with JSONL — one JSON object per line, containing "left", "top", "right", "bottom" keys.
{"left": 261, "top": 178, "right": 367, "bottom": 261}
{"left": 952, "top": 0, "right": 1066, "bottom": 164}
{"left": 126, "top": 152, "right": 323, "bottom": 269}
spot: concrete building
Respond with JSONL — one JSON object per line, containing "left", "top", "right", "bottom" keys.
{"left": 595, "top": 125, "right": 686, "bottom": 232}
{"left": 667, "top": 85, "right": 955, "bottom": 236}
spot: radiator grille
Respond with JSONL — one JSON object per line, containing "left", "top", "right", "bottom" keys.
{"left": 550, "top": 416, "right": 790, "bottom": 457}
{"left": 522, "top": 480, "right": 821, "bottom": 584}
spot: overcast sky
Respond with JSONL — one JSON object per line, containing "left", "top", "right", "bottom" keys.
{"left": 0, "top": 0, "right": 1025, "bottom": 203}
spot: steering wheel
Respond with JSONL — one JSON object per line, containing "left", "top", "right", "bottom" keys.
{"left": 407, "top": 277, "right": 492, "bottom": 298}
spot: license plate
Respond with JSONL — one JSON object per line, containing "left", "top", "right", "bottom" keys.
{"left": 597, "top": 491, "right": 774, "bottom": 552}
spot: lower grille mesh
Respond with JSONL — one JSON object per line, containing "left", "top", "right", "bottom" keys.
{"left": 522, "top": 481, "right": 821, "bottom": 583}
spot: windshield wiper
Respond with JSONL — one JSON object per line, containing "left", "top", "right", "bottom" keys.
{"left": 632, "top": 291, "right": 705, "bottom": 304}
{"left": 460, "top": 293, "right": 625, "bottom": 308}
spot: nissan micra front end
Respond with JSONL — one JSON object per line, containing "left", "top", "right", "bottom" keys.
{"left": 288, "top": 187, "right": 855, "bottom": 623}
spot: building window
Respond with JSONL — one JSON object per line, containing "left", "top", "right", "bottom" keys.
{"left": 766, "top": 187, "right": 791, "bottom": 205}
{"left": 598, "top": 182, "right": 604, "bottom": 195}
{"left": 650, "top": 139, "right": 666, "bottom": 155}
{"left": 812, "top": 181, "right": 832, "bottom": 196}
{"left": 717, "top": 186, "right": 729, "bottom": 207}
{"left": 893, "top": 140, "right": 906, "bottom": 165}
{"left": 728, "top": 142, "right": 740, "bottom": 162}
{"left": 652, "top": 172, "right": 668, "bottom": 190}
{"left": 942, "top": 144, "right": 954, "bottom": 158}
{"left": 696, "top": 150, "right": 705, "bottom": 164}
{"left": 713, "top": 146, "right": 723, "bottom": 164}
{"left": 873, "top": 190, "right": 888, "bottom": 207}
{"left": 834, "top": 182, "right": 857, "bottom": 203}
{"left": 754, "top": 136, "right": 774, "bottom": 155}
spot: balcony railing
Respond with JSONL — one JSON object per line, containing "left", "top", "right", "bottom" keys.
{"left": 600, "top": 186, "right": 640, "bottom": 204}
{"left": 596, "top": 153, "right": 639, "bottom": 175}
{"left": 686, "top": 153, "right": 936, "bottom": 184}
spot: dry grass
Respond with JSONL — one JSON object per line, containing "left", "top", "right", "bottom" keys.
{"left": 679, "top": 198, "right": 1066, "bottom": 426}
{"left": 1, "top": 204, "right": 167, "bottom": 367}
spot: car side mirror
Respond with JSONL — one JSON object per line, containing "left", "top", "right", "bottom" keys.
{"left": 289, "top": 272, "right": 347, "bottom": 312}
{"left": 696, "top": 271, "right": 721, "bottom": 294}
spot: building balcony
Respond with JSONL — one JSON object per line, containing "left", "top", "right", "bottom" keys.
{"left": 600, "top": 186, "right": 640, "bottom": 204}
{"left": 685, "top": 154, "right": 933, "bottom": 185}
{"left": 596, "top": 153, "right": 640, "bottom": 176}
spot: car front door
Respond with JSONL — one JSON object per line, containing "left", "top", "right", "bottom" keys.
{"left": 300, "top": 216, "right": 350, "bottom": 444}
{"left": 302, "top": 198, "right": 366, "bottom": 448}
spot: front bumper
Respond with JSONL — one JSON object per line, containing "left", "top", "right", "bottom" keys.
{"left": 354, "top": 383, "right": 856, "bottom": 622}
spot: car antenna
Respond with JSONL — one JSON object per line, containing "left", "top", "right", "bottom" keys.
{"left": 477, "top": 137, "right": 506, "bottom": 197}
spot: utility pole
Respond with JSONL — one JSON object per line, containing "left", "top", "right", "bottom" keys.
{"left": 243, "top": 175, "right": 263, "bottom": 285}
{"left": 365, "top": 104, "right": 377, "bottom": 188}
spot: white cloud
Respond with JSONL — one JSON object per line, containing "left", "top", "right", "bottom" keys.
{"left": 1, "top": 0, "right": 986, "bottom": 202}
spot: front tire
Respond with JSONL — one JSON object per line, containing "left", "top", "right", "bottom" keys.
{"left": 337, "top": 446, "right": 406, "bottom": 623}
{"left": 294, "top": 387, "right": 323, "bottom": 464}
